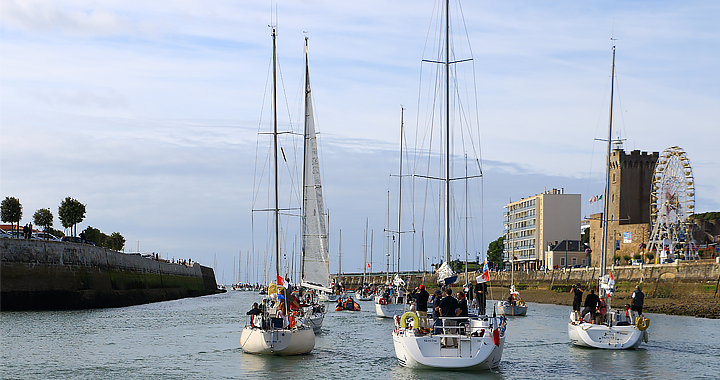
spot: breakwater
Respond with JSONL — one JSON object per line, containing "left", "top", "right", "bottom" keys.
{"left": 1, "top": 238, "right": 220, "bottom": 310}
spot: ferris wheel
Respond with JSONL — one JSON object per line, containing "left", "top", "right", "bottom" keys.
{"left": 647, "top": 146, "right": 696, "bottom": 261}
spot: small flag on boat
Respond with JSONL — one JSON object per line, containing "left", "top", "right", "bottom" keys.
{"left": 276, "top": 275, "right": 285, "bottom": 299}
{"left": 477, "top": 260, "right": 490, "bottom": 284}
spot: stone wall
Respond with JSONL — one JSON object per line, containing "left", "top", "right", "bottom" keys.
{"left": 1, "top": 238, "right": 219, "bottom": 310}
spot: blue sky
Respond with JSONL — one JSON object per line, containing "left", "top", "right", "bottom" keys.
{"left": 1, "top": 0, "right": 718, "bottom": 284}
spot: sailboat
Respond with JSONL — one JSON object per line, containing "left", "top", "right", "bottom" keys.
{"left": 296, "top": 36, "right": 331, "bottom": 333}
{"left": 567, "top": 42, "right": 649, "bottom": 349}
{"left": 375, "top": 108, "right": 410, "bottom": 318}
{"left": 497, "top": 243, "right": 528, "bottom": 316}
{"left": 240, "top": 27, "right": 315, "bottom": 356}
{"left": 391, "top": 0, "right": 506, "bottom": 369}
{"left": 357, "top": 219, "right": 373, "bottom": 301}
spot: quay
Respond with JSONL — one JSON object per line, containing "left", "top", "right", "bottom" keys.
{"left": 1, "top": 238, "right": 221, "bottom": 310}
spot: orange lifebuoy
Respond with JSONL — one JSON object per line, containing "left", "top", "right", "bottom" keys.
{"left": 379, "top": 298, "right": 388, "bottom": 305}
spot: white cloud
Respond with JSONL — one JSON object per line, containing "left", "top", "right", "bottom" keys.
{"left": 1, "top": 0, "right": 718, "bottom": 280}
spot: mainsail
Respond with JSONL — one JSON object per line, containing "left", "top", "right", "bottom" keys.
{"left": 300, "top": 37, "right": 331, "bottom": 293}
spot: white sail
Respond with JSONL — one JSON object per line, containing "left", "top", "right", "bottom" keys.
{"left": 300, "top": 39, "right": 331, "bottom": 293}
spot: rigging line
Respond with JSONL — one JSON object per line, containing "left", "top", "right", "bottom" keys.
{"left": 252, "top": 57, "right": 274, "bottom": 209}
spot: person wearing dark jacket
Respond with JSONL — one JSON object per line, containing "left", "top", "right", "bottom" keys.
{"left": 631, "top": 285, "right": 644, "bottom": 315}
{"left": 412, "top": 285, "right": 430, "bottom": 317}
{"left": 438, "top": 288, "right": 460, "bottom": 346}
{"left": 475, "top": 282, "right": 487, "bottom": 315}
{"left": 571, "top": 283, "right": 583, "bottom": 314}
{"left": 581, "top": 289, "right": 600, "bottom": 322}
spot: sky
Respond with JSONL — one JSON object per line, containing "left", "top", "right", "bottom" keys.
{"left": 1, "top": 0, "right": 718, "bottom": 284}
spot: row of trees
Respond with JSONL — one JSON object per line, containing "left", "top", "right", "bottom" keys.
{"left": 82, "top": 226, "right": 126, "bottom": 251}
{"left": 1, "top": 196, "right": 125, "bottom": 250}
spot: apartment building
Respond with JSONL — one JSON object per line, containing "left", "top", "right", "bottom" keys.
{"left": 504, "top": 188, "right": 581, "bottom": 270}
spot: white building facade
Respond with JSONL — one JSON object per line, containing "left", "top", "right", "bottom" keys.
{"left": 504, "top": 188, "right": 581, "bottom": 270}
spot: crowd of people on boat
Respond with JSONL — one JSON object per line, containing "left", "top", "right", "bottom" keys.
{"left": 570, "top": 282, "right": 644, "bottom": 325}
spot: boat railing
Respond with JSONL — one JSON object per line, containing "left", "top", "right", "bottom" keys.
{"left": 406, "top": 315, "right": 503, "bottom": 338}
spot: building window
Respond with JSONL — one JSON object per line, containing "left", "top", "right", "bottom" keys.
{"left": 560, "top": 258, "right": 566, "bottom": 266}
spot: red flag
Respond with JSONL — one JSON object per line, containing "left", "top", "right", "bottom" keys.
{"left": 276, "top": 275, "right": 285, "bottom": 287}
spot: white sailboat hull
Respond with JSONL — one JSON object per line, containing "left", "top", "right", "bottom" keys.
{"left": 319, "top": 293, "right": 341, "bottom": 302}
{"left": 376, "top": 302, "right": 407, "bottom": 318}
{"left": 374, "top": 295, "right": 407, "bottom": 318}
{"left": 392, "top": 317, "right": 505, "bottom": 369}
{"left": 496, "top": 302, "right": 528, "bottom": 316}
{"left": 240, "top": 326, "right": 315, "bottom": 355}
{"left": 567, "top": 312, "right": 646, "bottom": 349}
{"left": 303, "top": 312, "right": 324, "bottom": 333}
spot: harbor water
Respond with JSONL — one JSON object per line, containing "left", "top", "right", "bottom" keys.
{"left": 2, "top": 291, "right": 718, "bottom": 379}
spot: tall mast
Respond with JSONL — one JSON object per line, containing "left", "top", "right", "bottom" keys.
{"left": 465, "top": 153, "right": 468, "bottom": 284}
{"left": 338, "top": 229, "right": 342, "bottom": 276}
{"left": 272, "top": 27, "right": 281, "bottom": 286}
{"left": 300, "top": 36, "right": 310, "bottom": 282}
{"left": 363, "top": 218, "right": 368, "bottom": 283}
{"left": 444, "top": 0, "right": 452, "bottom": 264}
{"left": 600, "top": 43, "right": 616, "bottom": 286}
{"left": 397, "top": 107, "right": 404, "bottom": 276}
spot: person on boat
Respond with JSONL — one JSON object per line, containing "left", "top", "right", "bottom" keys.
{"left": 475, "top": 281, "right": 487, "bottom": 315}
{"left": 467, "top": 282, "right": 475, "bottom": 306}
{"left": 631, "top": 285, "right": 644, "bottom": 316}
{"left": 507, "top": 294, "right": 515, "bottom": 306}
{"left": 412, "top": 285, "right": 430, "bottom": 325}
{"left": 246, "top": 302, "right": 262, "bottom": 316}
{"left": 431, "top": 289, "right": 443, "bottom": 334}
{"left": 277, "top": 300, "right": 290, "bottom": 328}
{"left": 619, "top": 303, "right": 633, "bottom": 325}
{"left": 581, "top": 288, "right": 600, "bottom": 322}
{"left": 397, "top": 287, "right": 405, "bottom": 304}
{"left": 456, "top": 292, "right": 469, "bottom": 333}
{"left": 571, "top": 283, "right": 583, "bottom": 318}
{"left": 595, "top": 297, "right": 607, "bottom": 324}
{"left": 382, "top": 287, "right": 391, "bottom": 302}
{"left": 438, "top": 288, "right": 460, "bottom": 346}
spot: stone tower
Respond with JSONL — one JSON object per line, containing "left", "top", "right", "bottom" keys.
{"left": 608, "top": 149, "right": 659, "bottom": 226}
{"left": 590, "top": 148, "right": 658, "bottom": 266}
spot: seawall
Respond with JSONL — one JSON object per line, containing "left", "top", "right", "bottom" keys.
{"left": 1, "top": 238, "right": 220, "bottom": 310}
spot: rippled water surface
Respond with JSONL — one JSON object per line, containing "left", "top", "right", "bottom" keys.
{"left": 2, "top": 291, "right": 718, "bottom": 379}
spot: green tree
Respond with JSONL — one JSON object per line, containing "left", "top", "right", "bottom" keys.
{"left": 646, "top": 252, "right": 655, "bottom": 262}
{"left": 47, "top": 227, "right": 65, "bottom": 239}
{"left": 1, "top": 196, "right": 23, "bottom": 237}
{"left": 581, "top": 227, "right": 590, "bottom": 245}
{"left": 82, "top": 226, "right": 107, "bottom": 246}
{"left": 487, "top": 236, "right": 504, "bottom": 268}
{"left": 32, "top": 208, "right": 54, "bottom": 238}
{"left": 58, "top": 197, "right": 86, "bottom": 237}
{"left": 107, "top": 232, "right": 126, "bottom": 251}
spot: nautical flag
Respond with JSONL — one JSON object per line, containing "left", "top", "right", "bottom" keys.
{"left": 276, "top": 275, "right": 285, "bottom": 299}
{"left": 477, "top": 260, "right": 490, "bottom": 283}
